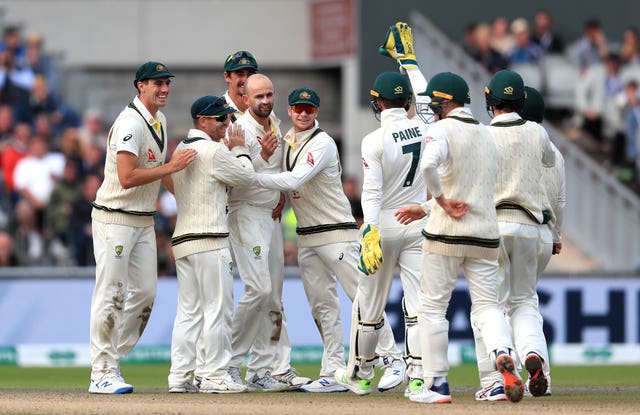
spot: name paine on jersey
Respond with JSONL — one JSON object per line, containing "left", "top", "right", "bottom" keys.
{"left": 392, "top": 126, "right": 422, "bottom": 143}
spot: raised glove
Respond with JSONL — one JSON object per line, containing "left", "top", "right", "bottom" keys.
{"left": 358, "top": 224, "right": 383, "bottom": 275}
{"left": 379, "top": 22, "right": 418, "bottom": 69}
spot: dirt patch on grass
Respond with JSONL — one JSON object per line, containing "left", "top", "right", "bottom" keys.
{"left": 0, "top": 388, "right": 637, "bottom": 415}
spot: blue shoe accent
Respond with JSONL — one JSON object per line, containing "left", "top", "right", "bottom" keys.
{"left": 431, "top": 382, "right": 450, "bottom": 396}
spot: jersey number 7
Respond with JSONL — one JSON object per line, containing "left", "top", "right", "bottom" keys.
{"left": 402, "top": 142, "right": 421, "bottom": 187}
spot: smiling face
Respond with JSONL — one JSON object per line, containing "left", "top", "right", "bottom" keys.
{"left": 137, "top": 77, "right": 172, "bottom": 114}
{"left": 288, "top": 104, "right": 318, "bottom": 133}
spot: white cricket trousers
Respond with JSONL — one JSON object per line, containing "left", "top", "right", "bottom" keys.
{"left": 89, "top": 221, "right": 157, "bottom": 380}
{"left": 168, "top": 247, "right": 234, "bottom": 386}
{"left": 228, "top": 205, "right": 291, "bottom": 379}
{"left": 420, "top": 251, "right": 513, "bottom": 379}
{"left": 349, "top": 218, "right": 423, "bottom": 379}
{"left": 474, "top": 222, "right": 551, "bottom": 387}
{"left": 298, "top": 241, "right": 400, "bottom": 378}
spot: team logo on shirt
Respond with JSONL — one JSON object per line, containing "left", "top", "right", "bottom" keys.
{"left": 291, "top": 190, "right": 300, "bottom": 200}
{"left": 148, "top": 148, "right": 156, "bottom": 161}
{"left": 115, "top": 245, "right": 123, "bottom": 258}
{"left": 361, "top": 157, "right": 369, "bottom": 168}
{"left": 306, "top": 152, "right": 314, "bottom": 166}
{"left": 339, "top": 252, "right": 344, "bottom": 261}
{"left": 253, "top": 246, "right": 261, "bottom": 257}
{"left": 123, "top": 134, "right": 132, "bottom": 142}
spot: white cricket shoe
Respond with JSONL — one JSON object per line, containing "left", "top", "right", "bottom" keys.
{"left": 246, "top": 371, "right": 290, "bottom": 392}
{"left": 409, "top": 382, "right": 452, "bottom": 404}
{"left": 200, "top": 374, "right": 247, "bottom": 394}
{"left": 271, "top": 368, "right": 312, "bottom": 390}
{"left": 334, "top": 368, "right": 372, "bottom": 396}
{"left": 169, "top": 381, "right": 199, "bottom": 393}
{"left": 300, "top": 377, "right": 348, "bottom": 393}
{"left": 89, "top": 375, "right": 133, "bottom": 394}
{"left": 378, "top": 358, "right": 406, "bottom": 391}
{"left": 475, "top": 381, "right": 507, "bottom": 401}
{"left": 227, "top": 367, "right": 243, "bottom": 384}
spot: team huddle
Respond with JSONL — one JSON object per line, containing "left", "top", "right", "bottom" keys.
{"left": 86, "top": 21, "right": 565, "bottom": 405}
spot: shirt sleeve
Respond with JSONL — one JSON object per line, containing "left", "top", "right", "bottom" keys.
{"left": 360, "top": 132, "right": 384, "bottom": 226}
{"left": 419, "top": 123, "right": 449, "bottom": 198}
{"left": 255, "top": 135, "right": 335, "bottom": 191}
{"left": 211, "top": 145, "right": 256, "bottom": 188}
{"left": 113, "top": 117, "right": 145, "bottom": 156}
{"left": 539, "top": 125, "right": 556, "bottom": 167}
{"left": 553, "top": 153, "right": 566, "bottom": 243}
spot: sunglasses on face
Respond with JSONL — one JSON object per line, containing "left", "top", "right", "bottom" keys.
{"left": 200, "top": 114, "right": 230, "bottom": 122}
{"left": 291, "top": 104, "right": 318, "bottom": 114}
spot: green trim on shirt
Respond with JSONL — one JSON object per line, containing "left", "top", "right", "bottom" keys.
{"left": 171, "top": 233, "right": 229, "bottom": 246}
{"left": 90, "top": 201, "right": 156, "bottom": 216}
{"left": 491, "top": 118, "right": 527, "bottom": 127}
{"left": 422, "top": 230, "right": 500, "bottom": 248}
{"left": 297, "top": 222, "right": 358, "bottom": 235}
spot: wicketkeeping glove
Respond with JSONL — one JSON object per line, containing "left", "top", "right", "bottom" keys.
{"left": 379, "top": 22, "right": 418, "bottom": 69}
{"left": 358, "top": 224, "right": 383, "bottom": 275}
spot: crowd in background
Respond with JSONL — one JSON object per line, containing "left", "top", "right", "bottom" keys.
{"left": 463, "top": 10, "right": 640, "bottom": 184}
{"left": 0, "top": 12, "right": 639, "bottom": 269}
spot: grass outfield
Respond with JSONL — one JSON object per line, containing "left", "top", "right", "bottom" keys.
{"left": 0, "top": 363, "right": 638, "bottom": 390}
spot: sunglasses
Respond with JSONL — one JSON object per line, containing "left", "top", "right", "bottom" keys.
{"left": 226, "top": 50, "right": 255, "bottom": 62}
{"left": 291, "top": 104, "right": 318, "bottom": 114}
{"left": 199, "top": 114, "right": 230, "bottom": 122}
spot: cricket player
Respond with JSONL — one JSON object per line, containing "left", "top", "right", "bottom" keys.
{"left": 335, "top": 71, "right": 425, "bottom": 396}
{"left": 254, "top": 87, "right": 403, "bottom": 393}
{"left": 168, "top": 96, "right": 254, "bottom": 394}
{"left": 88, "top": 62, "right": 197, "bottom": 394}
{"left": 227, "top": 74, "right": 310, "bottom": 391}
{"left": 473, "top": 70, "right": 555, "bottom": 400}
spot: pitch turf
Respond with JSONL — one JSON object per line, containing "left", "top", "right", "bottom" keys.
{"left": 0, "top": 363, "right": 638, "bottom": 389}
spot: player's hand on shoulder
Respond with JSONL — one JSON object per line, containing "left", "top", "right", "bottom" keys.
{"left": 168, "top": 148, "right": 197, "bottom": 172}
{"left": 226, "top": 123, "right": 246, "bottom": 150}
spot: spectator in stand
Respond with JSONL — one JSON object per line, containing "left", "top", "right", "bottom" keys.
{"left": 532, "top": 10, "right": 565, "bottom": 54}
{"left": 56, "top": 127, "right": 83, "bottom": 167}
{"left": 575, "top": 52, "right": 624, "bottom": 142}
{"left": 0, "top": 122, "right": 31, "bottom": 201}
{"left": 78, "top": 107, "right": 107, "bottom": 151}
{"left": 462, "top": 21, "right": 479, "bottom": 58}
{"left": 619, "top": 27, "right": 640, "bottom": 66}
{"left": 0, "top": 230, "right": 18, "bottom": 266}
{"left": 13, "top": 135, "right": 65, "bottom": 228}
{"left": 8, "top": 198, "right": 51, "bottom": 265}
{"left": 69, "top": 173, "right": 101, "bottom": 266}
{"left": 44, "top": 159, "right": 83, "bottom": 264}
{"left": 24, "top": 32, "right": 58, "bottom": 94}
{"left": 0, "top": 104, "right": 14, "bottom": 142}
{"left": 508, "top": 18, "right": 544, "bottom": 64}
{"left": 471, "top": 23, "right": 509, "bottom": 74}
{"left": 80, "top": 142, "right": 105, "bottom": 178}
{"left": 569, "top": 19, "right": 612, "bottom": 73}
{"left": 32, "top": 112, "right": 54, "bottom": 142}
{"left": 0, "top": 50, "right": 34, "bottom": 122}
{"left": 0, "top": 26, "right": 26, "bottom": 66}
{"left": 621, "top": 80, "right": 640, "bottom": 180}
{"left": 490, "top": 16, "right": 516, "bottom": 56}
{"left": 25, "top": 74, "right": 58, "bottom": 124}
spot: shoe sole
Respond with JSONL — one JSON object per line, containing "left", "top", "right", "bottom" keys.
{"left": 409, "top": 395, "right": 452, "bottom": 404}
{"left": 300, "top": 387, "right": 348, "bottom": 393}
{"left": 525, "top": 355, "right": 548, "bottom": 397}
{"left": 89, "top": 386, "right": 133, "bottom": 394}
{"left": 496, "top": 355, "right": 524, "bottom": 403}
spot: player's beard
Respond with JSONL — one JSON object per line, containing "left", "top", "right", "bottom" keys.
{"left": 253, "top": 102, "right": 272, "bottom": 118}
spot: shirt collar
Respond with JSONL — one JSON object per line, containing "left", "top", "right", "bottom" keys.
{"left": 224, "top": 90, "right": 243, "bottom": 115}
{"left": 240, "top": 110, "right": 282, "bottom": 137}
{"left": 445, "top": 106, "right": 474, "bottom": 118}
{"left": 133, "top": 95, "right": 158, "bottom": 127}
{"left": 187, "top": 128, "right": 213, "bottom": 141}
{"left": 284, "top": 121, "right": 320, "bottom": 147}
{"left": 490, "top": 111, "right": 522, "bottom": 125}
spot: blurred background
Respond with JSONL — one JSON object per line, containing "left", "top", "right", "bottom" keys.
{"left": 0, "top": 0, "right": 638, "bottom": 368}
